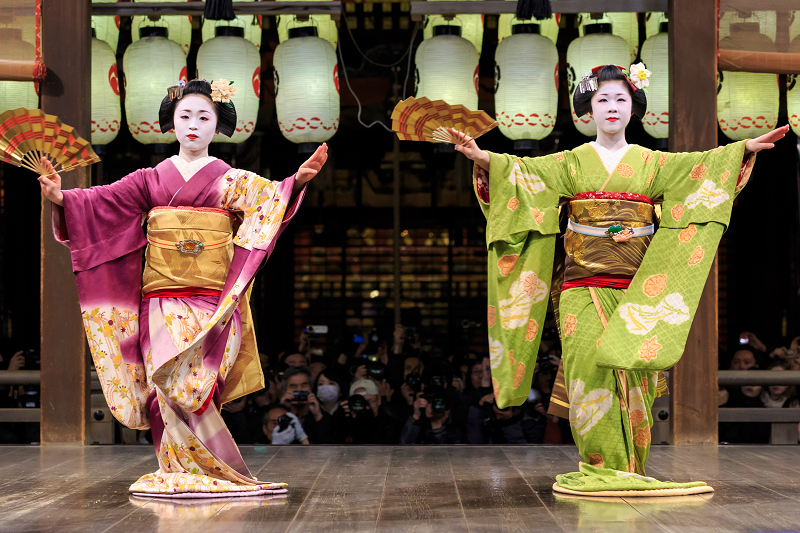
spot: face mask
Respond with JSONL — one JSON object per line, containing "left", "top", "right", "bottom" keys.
{"left": 316, "top": 384, "right": 340, "bottom": 403}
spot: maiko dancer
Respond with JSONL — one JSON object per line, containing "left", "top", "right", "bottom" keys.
{"left": 39, "top": 79, "right": 328, "bottom": 498}
{"left": 452, "top": 64, "right": 787, "bottom": 496}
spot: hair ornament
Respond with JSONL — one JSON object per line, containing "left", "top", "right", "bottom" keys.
{"left": 210, "top": 79, "right": 236, "bottom": 107}
{"left": 578, "top": 73, "right": 598, "bottom": 94}
{"left": 628, "top": 63, "right": 651, "bottom": 91}
{"left": 167, "top": 80, "right": 186, "bottom": 101}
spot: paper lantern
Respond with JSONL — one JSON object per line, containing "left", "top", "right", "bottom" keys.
{"left": 415, "top": 27, "right": 479, "bottom": 110}
{"left": 123, "top": 27, "right": 187, "bottom": 144}
{"left": 717, "top": 24, "right": 778, "bottom": 141}
{"left": 494, "top": 25, "right": 558, "bottom": 148}
{"left": 197, "top": 28, "right": 261, "bottom": 143}
{"left": 644, "top": 12, "right": 667, "bottom": 40}
{"left": 787, "top": 36, "right": 800, "bottom": 135}
{"left": 273, "top": 28, "right": 340, "bottom": 149}
{"left": 92, "top": 0, "right": 122, "bottom": 52}
{"left": 0, "top": 29, "right": 38, "bottom": 113}
{"left": 131, "top": 0, "right": 193, "bottom": 56}
{"left": 640, "top": 25, "right": 669, "bottom": 139}
{"left": 719, "top": 11, "right": 776, "bottom": 44}
{"left": 423, "top": 0, "right": 484, "bottom": 56}
{"left": 565, "top": 26, "right": 631, "bottom": 137}
{"left": 277, "top": 0, "right": 338, "bottom": 50}
{"left": 578, "top": 13, "right": 638, "bottom": 62}
{"left": 91, "top": 37, "right": 121, "bottom": 146}
{"left": 498, "top": 2, "right": 559, "bottom": 46}
{"left": 202, "top": 0, "right": 262, "bottom": 51}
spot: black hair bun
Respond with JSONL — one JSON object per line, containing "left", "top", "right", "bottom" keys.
{"left": 572, "top": 65, "right": 647, "bottom": 120}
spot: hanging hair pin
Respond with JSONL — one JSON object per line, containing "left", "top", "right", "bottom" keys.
{"left": 167, "top": 80, "right": 186, "bottom": 100}
{"left": 578, "top": 73, "right": 598, "bottom": 94}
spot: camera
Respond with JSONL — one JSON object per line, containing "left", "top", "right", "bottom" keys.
{"left": 406, "top": 372, "right": 423, "bottom": 393}
{"left": 23, "top": 349, "right": 40, "bottom": 370}
{"left": 423, "top": 389, "right": 449, "bottom": 414}
{"left": 405, "top": 326, "right": 418, "bottom": 340}
{"left": 786, "top": 349, "right": 798, "bottom": 359}
{"left": 348, "top": 394, "right": 371, "bottom": 416}
{"left": 305, "top": 325, "right": 329, "bottom": 336}
{"left": 538, "top": 355, "right": 556, "bottom": 375}
{"left": 366, "top": 360, "right": 386, "bottom": 381}
{"left": 293, "top": 390, "right": 309, "bottom": 403}
{"left": 277, "top": 414, "right": 292, "bottom": 432}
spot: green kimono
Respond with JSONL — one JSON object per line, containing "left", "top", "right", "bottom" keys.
{"left": 474, "top": 142, "right": 755, "bottom": 493}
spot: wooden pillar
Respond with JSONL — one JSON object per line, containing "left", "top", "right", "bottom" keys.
{"left": 667, "top": 0, "right": 719, "bottom": 445}
{"left": 39, "top": 0, "right": 91, "bottom": 444}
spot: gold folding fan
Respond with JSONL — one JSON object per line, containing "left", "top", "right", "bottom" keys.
{"left": 0, "top": 108, "right": 100, "bottom": 176}
{"left": 391, "top": 97, "right": 498, "bottom": 145}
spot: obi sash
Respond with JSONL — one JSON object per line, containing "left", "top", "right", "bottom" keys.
{"left": 142, "top": 206, "right": 261, "bottom": 404}
{"left": 563, "top": 195, "right": 655, "bottom": 284}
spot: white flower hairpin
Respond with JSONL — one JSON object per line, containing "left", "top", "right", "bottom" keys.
{"left": 628, "top": 63, "right": 651, "bottom": 90}
{"left": 210, "top": 79, "right": 236, "bottom": 106}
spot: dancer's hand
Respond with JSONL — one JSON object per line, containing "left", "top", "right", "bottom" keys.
{"left": 296, "top": 142, "right": 328, "bottom": 186}
{"left": 38, "top": 158, "right": 64, "bottom": 206}
{"left": 745, "top": 124, "right": 789, "bottom": 154}
{"left": 449, "top": 128, "right": 491, "bottom": 171}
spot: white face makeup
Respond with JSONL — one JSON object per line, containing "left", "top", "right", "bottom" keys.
{"left": 173, "top": 94, "right": 218, "bottom": 151}
{"left": 589, "top": 80, "right": 633, "bottom": 136}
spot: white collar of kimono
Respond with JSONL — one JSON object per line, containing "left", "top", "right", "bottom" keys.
{"left": 169, "top": 155, "right": 219, "bottom": 182}
{"left": 589, "top": 141, "right": 631, "bottom": 175}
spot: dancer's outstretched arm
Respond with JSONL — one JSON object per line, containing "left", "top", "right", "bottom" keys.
{"left": 448, "top": 128, "right": 491, "bottom": 171}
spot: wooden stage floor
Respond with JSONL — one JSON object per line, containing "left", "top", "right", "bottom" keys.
{"left": 2, "top": 445, "right": 800, "bottom": 532}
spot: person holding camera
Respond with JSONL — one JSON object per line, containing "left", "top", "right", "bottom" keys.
{"left": 398, "top": 387, "right": 462, "bottom": 444}
{"left": 262, "top": 405, "right": 309, "bottom": 445}
{"left": 338, "top": 379, "right": 394, "bottom": 443}
{"left": 279, "top": 367, "right": 324, "bottom": 442}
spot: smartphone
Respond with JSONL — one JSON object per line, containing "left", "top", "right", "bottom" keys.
{"left": 305, "top": 325, "right": 328, "bottom": 335}
{"left": 354, "top": 334, "right": 364, "bottom": 343}
{"left": 739, "top": 333, "right": 749, "bottom": 345}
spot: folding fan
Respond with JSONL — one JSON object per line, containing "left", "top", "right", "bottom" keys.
{"left": 391, "top": 97, "right": 498, "bottom": 145}
{"left": 0, "top": 108, "right": 100, "bottom": 176}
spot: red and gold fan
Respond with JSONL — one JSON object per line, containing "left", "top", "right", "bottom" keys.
{"left": 0, "top": 108, "right": 100, "bottom": 176}
{"left": 391, "top": 97, "right": 498, "bottom": 145}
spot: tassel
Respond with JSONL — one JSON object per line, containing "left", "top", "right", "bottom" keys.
{"left": 204, "top": 0, "right": 236, "bottom": 21}
{"left": 515, "top": 0, "right": 552, "bottom": 21}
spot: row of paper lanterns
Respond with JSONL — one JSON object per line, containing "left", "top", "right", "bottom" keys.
{"left": 0, "top": 8, "right": 794, "bottom": 147}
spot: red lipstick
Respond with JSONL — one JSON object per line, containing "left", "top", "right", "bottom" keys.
{"left": 607, "top": 118, "right": 619, "bottom": 122}
{"left": 187, "top": 134, "right": 198, "bottom": 140}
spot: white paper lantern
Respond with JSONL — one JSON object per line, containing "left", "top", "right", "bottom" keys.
{"left": 423, "top": 8, "right": 484, "bottom": 56}
{"left": 566, "top": 29, "right": 631, "bottom": 137}
{"left": 787, "top": 37, "right": 800, "bottom": 136}
{"left": 578, "top": 13, "right": 639, "bottom": 62}
{"left": 0, "top": 29, "right": 38, "bottom": 113}
{"left": 202, "top": 0, "right": 262, "bottom": 51}
{"left": 277, "top": 0, "right": 338, "bottom": 50}
{"left": 92, "top": 0, "right": 121, "bottom": 52}
{"left": 273, "top": 28, "right": 340, "bottom": 147}
{"left": 640, "top": 27, "right": 669, "bottom": 139}
{"left": 131, "top": 0, "right": 193, "bottom": 56}
{"left": 719, "top": 10, "right": 776, "bottom": 44}
{"left": 644, "top": 12, "right": 667, "bottom": 40}
{"left": 123, "top": 27, "right": 187, "bottom": 144}
{"left": 498, "top": 0, "right": 559, "bottom": 46}
{"left": 717, "top": 25, "right": 778, "bottom": 141}
{"left": 494, "top": 25, "right": 558, "bottom": 146}
{"left": 415, "top": 27, "right": 479, "bottom": 110}
{"left": 197, "top": 28, "right": 261, "bottom": 143}
{"left": 91, "top": 37, "right": 121, "bottom": 146}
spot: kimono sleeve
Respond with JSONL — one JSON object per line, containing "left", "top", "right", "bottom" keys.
{"left": 52, "top": 168, "right": 152, "bottom": 272}
{"left": 595, "top": 141, "right": 757, "bottom": 372}
{"left": 472, "top": 152, "right": 568, "bottom": 409}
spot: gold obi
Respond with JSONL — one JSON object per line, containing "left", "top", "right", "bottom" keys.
{"left": 143, "top": 207, "right": 235, "bottom": 295}
{"left": 564, "top": 198, "right": 654, "bottom": 283}
{"left": 143, "top": 207, "right": 261, "bottom": 403}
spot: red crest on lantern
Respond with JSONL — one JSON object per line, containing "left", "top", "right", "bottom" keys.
{"left": 333, "top": 65, "right": 339, "bottom": 94}
{"left": 252, "top": 66, "right": 261, "bottom": 98}
{"left": 109, "top": 63, "right": 120, "bottom": 95}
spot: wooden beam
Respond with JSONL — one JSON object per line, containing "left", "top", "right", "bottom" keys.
{"left": 668, "top": 0, "right": 719, "bottom": 446}
{"left": 410, "top": 0, "right": 668, "bottom": 20}
{"left": 92, "top": 1, "right": 343, "bottom": 20}
{"left": 40, "top": 0, "right": 91, "bottom": 445}
{"left": 718, "top": 50, "right": 800, "bottom": 75}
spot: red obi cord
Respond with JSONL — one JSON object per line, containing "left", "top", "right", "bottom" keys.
{"left": 562, "top": 274, "right": 633, "bottom": 291}
{"left": 142, "top": 287, "right": 223, "bottom": 300}
{"left": 195, "top": 385, "right": 216, "bottom": 415}
{"left": 571, "top": 191, "right": 653, "bottom": 204}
